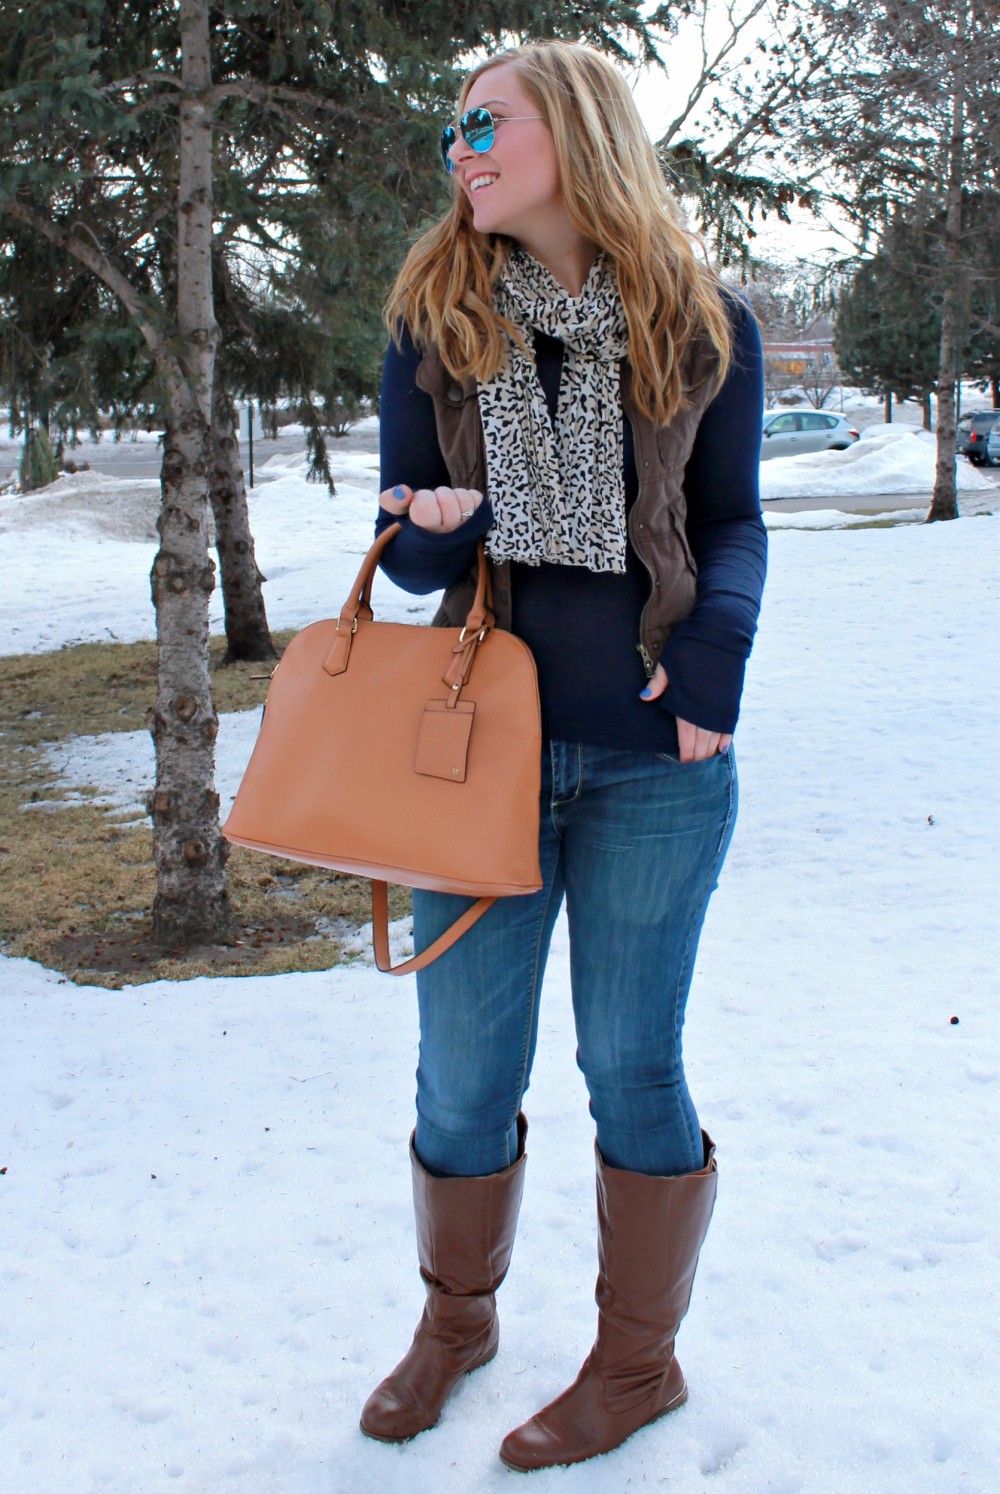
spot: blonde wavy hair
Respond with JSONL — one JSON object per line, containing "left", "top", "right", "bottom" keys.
{"left": 386, "top": 41, "right": 732, "bottom": 425}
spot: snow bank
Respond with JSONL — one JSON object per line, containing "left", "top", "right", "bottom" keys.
{"left": 0, "top": 439, "right": 430, "bottom": 655}
{"left": 760, "top": 424, "right": 993, "bottom": 500}
{"left": 857, "top": 422, "right": 932, "bottom": 443}
{"left": 762, "top": 506, "right": 924, "bottom": 529}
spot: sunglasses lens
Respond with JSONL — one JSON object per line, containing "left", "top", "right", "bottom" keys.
{"left": 440, "top": 125, "right": 457, "bottom": 173}
{"left": 440, "top": 107, "right": 497, "bottom": 172}
{"left": 462, "top": 107, "right": 495, "bottom": 152}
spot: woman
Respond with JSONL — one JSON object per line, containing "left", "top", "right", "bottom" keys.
{"left": 362, "top": 41, "right": 766, "bottom": 1472}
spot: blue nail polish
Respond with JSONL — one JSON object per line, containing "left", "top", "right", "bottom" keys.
{"left": 640, "top": 686, "right": 652, "bottom": 699}
{"left": 392, "top": 485, "right": 405, "bottom": 501}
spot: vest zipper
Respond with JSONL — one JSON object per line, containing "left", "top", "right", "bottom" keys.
{"left": 627, "top": 502, "right": 657, "bottom": 678}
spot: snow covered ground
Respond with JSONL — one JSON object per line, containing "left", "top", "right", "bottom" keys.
{"left": 759, "top": 423, "right": 997, "bottom": 503}
{"left": 3, "top": 424, "right": 999, "bottom": 1493}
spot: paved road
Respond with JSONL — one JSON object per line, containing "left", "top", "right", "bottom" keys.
{"left": 6, "top": 427, "right": 998, "bottom": 514}
{"left": 48, "top": 428, "right": 315, "bottom": 484}
{"left": 761, "top": 477, "right": 1000, "bottom": 514}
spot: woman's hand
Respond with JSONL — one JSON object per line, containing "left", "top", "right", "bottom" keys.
{"left": 640, "top": 663, "right": 733, "bottom": 762}
{"left": 379, "top": 483, "right": 484, "bottom": 534}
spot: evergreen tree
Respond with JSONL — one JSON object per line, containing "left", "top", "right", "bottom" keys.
{"left": 1, "top": 0, "right": 677, "bottom": 949}
{"left": 0, "top": 222, "right": 153, "bottom": 450}
{"left": 834, "top": 218, "right": 941, "bottom": 414}
{"left": 2, "top": 0, "right": 234, "bottom": 946}
{"left": 961, "top": 191, "right": 1000, "bottom": 405}
{"left": 836, "top": 194, "right": 1000, "bottom": 427}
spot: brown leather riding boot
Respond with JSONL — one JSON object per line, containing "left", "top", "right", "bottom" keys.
{"left": 360, "top": 1117, "right": 527, "bottom": 1442}
{"left": 499, "top": 1131, "right": 717, "bottom": 1472}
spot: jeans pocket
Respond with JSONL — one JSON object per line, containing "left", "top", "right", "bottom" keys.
{"left": 654, "top": 745, "right": 732, "bottom": 767}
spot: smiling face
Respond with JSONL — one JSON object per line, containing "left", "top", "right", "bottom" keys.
{"left": 449, "top": 62, "right": 565, "bottom": 248}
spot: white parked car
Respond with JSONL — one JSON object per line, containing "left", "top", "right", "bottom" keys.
{"left": 761, "top": 410, "right": 861, "bottom": 461}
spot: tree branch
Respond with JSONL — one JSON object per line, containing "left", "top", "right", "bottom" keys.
{"left": 1, "top": 197, "right": 167, "bottom": 360}
{"left": 100, "top": 69, "right": 184, "bottom": 96}
{"left": 710, "top": 43, "right": 837, "bottom": 168}
{"left": 660, "top": 0, "right": 773, "bottom": 146}
{"left": 211, "top": 79, "right": 386, "bottom": 128}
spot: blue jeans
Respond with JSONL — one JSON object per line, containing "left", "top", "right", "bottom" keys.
{"left": 412, "top": 741, "right": 737, "bottom": 1179}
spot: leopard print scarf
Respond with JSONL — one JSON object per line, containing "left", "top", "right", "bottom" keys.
{"left": 478, "top": 248, "right": 629, "bottom": 573}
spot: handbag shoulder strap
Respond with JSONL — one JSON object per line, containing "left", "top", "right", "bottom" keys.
{"left": 370, "top": 881, "right": 496, "bottom": 976}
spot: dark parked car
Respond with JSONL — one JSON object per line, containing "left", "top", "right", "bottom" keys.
{"left": 955, "top": 410, "right": 1000, "bottom": 465}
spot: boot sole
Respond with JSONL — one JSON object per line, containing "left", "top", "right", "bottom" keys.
{"left": 498, "top": 1382, "right": 688, "bottom": 1472}
{"left": 359, "top": 1342, "right": 499, "bottom": 1444}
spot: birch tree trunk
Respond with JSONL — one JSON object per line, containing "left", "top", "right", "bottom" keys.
{"left": 147, "top": 0, "right": 231, "bottom": 947}
{"left": 928, "top": 5, "right": 969, "bottom": 523}
{"left": 209, "top": 382, "right": 276, "bottom": 662}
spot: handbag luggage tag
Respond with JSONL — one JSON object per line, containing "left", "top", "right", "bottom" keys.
{"left": 414, "top": 622, "right": 491, "bottom": 782}
{"left": 414, "top": 698, "right": 475, "bottom": 781}
{"left": 412, "top": 561, "right": 493, "bottom": 782}
{"left": 415, "top": 539, "right": 495, "bottom": 785}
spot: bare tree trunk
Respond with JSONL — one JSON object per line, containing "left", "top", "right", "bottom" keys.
{"left": 931, "top": 299, "right": 962, "bottom": 521}
{"left": 148, "top": 0, "right": 231, "bottom": 948}
{"left": 928, "top": 9, "right": 969, "bottom": 523}
{"left": 923, "top": 394, "right": 932, "bottom": 430}
{"left": 209, "top": 381, "right": 276, "bottom": 663}
{"left": 884, "top": 390, "right": 892, "bottom": 422}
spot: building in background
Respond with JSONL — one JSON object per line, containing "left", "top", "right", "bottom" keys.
{"left": 761, "top": 316, "right": 842, "bottom": 408}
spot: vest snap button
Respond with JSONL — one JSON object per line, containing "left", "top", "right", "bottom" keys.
{"left": 447, "top": 385, "right": 464, "bottom": 405}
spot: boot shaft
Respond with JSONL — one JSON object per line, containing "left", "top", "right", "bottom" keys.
{"left": 413, "top": 1114, "right": 527, "bottom": 1294}
{"left": 593, "top": 1132, "right": 718, "bottom": 1354}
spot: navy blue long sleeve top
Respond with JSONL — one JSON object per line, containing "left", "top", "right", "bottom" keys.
{"left": 376, "top": 296, "right": 767, "bottom": 754}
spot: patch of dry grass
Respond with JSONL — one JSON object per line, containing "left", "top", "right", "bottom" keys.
{"left": 0, "top": 636, "right": 409, "bottom": 987}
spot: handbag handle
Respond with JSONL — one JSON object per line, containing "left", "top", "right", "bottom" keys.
{"left": 344, "top": 522, "right": 494, "bottom": 634}
{"left": 324, "top": 522, "right": 495, "bottom": 685}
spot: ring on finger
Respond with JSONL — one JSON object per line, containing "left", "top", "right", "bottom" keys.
{"left": 461, "top": 507, "right": 475, "bottom": 520}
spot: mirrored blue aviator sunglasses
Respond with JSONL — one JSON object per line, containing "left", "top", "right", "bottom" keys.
{"left": 439, "top": 106, "right": 544, "bottom": 173}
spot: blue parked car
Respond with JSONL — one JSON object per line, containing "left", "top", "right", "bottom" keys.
{"left": 985, "top": 419, "right": 1000, "bottom": 467}
{"left": 955, "top": 410, "right": 1000, "bottom": 465}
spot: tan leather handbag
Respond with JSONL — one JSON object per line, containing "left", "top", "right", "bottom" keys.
{"left": 223, "top": 523, "right": 542, "bottom": 974}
